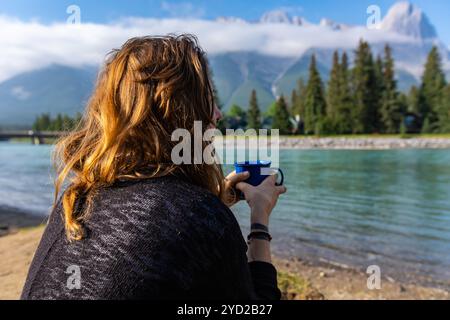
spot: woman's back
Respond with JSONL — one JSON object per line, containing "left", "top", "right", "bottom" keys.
{"left": 21, "top": 35, "right": 284, "bottom": 300}
{"left": 21, "top": 176, "right": 276, "bottom": 300}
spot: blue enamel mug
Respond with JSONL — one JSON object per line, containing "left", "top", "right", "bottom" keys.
{"left": 233, "top": 160, "right": 284, "bottom": 199}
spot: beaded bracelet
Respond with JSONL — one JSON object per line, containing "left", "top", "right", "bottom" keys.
{"left": 250, "top": 223, "right": 269, "bottom": 233}
{"left": 247, "top": 231, "right": 272, "bottom": 242}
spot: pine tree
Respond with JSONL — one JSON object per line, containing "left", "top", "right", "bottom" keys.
{"left": 304, "top": 54, "right": 327, "bottom": 135}
{"left": 52, "top": 114, "right": 64, "bottom": 131}
{"left": 291, "top": 79, "right": 307, "bottom": 119}
{"left": 326, "top": 51, "right": 341, "bottom": 121}
{"left": 325, "top": 51, "right": 355, "bottom": 134}
{"left": 290, "top": 89, "right": 298, "bottom": 113}
{"left": 265, "top": 101, "right": 278, "bottom": 118}
{"left": 374, "top": 55, "right": 385, "bottom": 131}
{"left": 227, "top": 104, "right": 247, "bottom": 129}
{"left": 420, "top": 46, "right": 447, "bottom": 132}
{"left": 34, "top": 113, "right": 51, "bottom": 131}
{"left": 374, "top": 55, "right": 384, "bottom": 90}
{"left": 247, "top": 89, "right": 262, "bottom": 130}
{"left": 272, "top": 95, "right": 291, "bottom": 135}
{"left": 32, "top": 115, "right": 41, "bottom": 131}
{"left": 439, "top": 84, "right": 450, "bottom": 133}
{"left": 408, "top": 86, "right": 421, "bottom": 114}
{"left": 421, "top": 118, "right": 432, "bottom": 134}
{"left": 335, "top": 52, "right": 354, "bottom": 134}
{"left": 228, "top": 104, "right": 245, "bottom": 118}
{"left": 351, "top": 40, "right": 380, "bottom": 133}
{"left": 380, "top": 45, "right": 403, "bottom": 133}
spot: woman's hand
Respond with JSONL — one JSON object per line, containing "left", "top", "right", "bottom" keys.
{"left": 236, "top": 174, "right": 287, "bottom": 226}
{"left": 222, "top": 171, "right": 250, "bottom": 207}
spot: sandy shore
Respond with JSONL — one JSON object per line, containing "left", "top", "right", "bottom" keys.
{"left": 273, "top": 257, "right": 449, "bottom": 300}
{"left": 0, "top": 209, "right": 448, "bottom": 300}
{"left": 0, "top": 226, "right": 44, "bottom": 299}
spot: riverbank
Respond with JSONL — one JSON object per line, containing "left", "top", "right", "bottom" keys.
{"left": 274, "top": 257, "right": 449, "bottom": 300}
{"left": 278, "top": 136, "right": 450, "bottom": 150}
{"left": 0, "top": 208, "right": 448, "bottom": 300}
{"left": 0, "top": 206, "right": 46, "bottom": 237}
{"left": 216, "top": 135, "right": 450, "bottom": 150}
{"left": 5, "top": 135, "right": 450, "bottom": 150}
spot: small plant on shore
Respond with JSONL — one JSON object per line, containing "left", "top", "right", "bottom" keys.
{"left": 277, "top": 270, "right": 324, "bottom": 300}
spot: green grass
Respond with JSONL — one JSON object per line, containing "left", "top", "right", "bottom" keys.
{"left": 277, "top": 270, "right": 324, "bottom": 300}
{"left": 8, "top": 137, "right": 33, "bottom": 143}
{"left": 284, "top": 133, "right": 450, "bottom": 139}
{"left": 19, "top": 225, "right": 46, "bottom": 233}
{"left": 218, "top": 133, "right": 450, "bottom": 140}
{"left": 7, "top": 137, "right": 58, "bottom": 144}
{"left": 6, "top": 133, "right": 450, "bottom": 145}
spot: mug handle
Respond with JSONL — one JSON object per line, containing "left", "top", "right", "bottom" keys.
{"left": 236, "top": 168, "right": 284, "bottom": 200}
{"left": 273, "top": 168, "right": 284, "bottom": 186}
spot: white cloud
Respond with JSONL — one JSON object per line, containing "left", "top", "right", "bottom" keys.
{"left": 0, "top": 14, "right": 420, "bottom": 83}
{"left": 11, "top": 86, "right": 31, "bottom": 100}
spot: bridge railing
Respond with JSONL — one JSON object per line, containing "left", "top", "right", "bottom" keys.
{"left": 0, "top": 130, "right": 65, "bottom": 144}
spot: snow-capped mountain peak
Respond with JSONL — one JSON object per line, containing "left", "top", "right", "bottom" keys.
{"left": 380, "top": 1, "right": 437, "bottom": 40}
{"left": 319, "top": 18, "right": 347, "bottom": 31}
{"left": 259, "top": 9, "right": 308, "bottom": 26}
{"left": 259, "top": 9, "right": 291, "bottom": 24}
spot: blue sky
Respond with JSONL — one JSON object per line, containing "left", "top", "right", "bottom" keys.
{"left": 0, "top": 0, "right": 449, "bottom": 44}
{"left": 0, "top": 0, "right": 448, "bottom": 83}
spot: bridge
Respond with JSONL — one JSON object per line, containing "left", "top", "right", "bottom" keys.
{"left": 0, "top": 131, "right": 64, "bottom": 145}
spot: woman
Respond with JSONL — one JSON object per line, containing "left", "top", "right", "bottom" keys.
{"left": 21, "top": 35, "right": 286, "bottom": 300}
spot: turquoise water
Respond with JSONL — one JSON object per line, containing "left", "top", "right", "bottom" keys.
{"left": 1, "top": 142, "right": 450, "bottom": 287}
{"left": 0, "top": 142, "right": 55, "bottom": 214}
{"left": 230, "top": 149, "right": 450, "bottom": 287}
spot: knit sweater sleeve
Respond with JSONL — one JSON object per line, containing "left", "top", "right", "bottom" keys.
{"left": 210, "top": 202, "right": 282, "bottom": 300}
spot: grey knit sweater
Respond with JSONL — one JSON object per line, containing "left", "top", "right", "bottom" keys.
{"left": 21, "top": 176, "right": 281, "bottom": 300}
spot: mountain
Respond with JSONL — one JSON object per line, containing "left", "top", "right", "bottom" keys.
{"left": 380, "top": 1, "right": 437, "bottom": 40}
{"left": 0, "top": 1, "right": 449, "bottom": 126}
{"left": 273, "top": 49, "right": 331, "bottom": 98}
{"left": 212, "top": 1, "right": 449, "bottom": 110}
{"left": 259, "top": 9, "right": 310, "bottom": 26}
{"left": 0, "top": 65, "right": 96, "bottom": 126}
{"left": 319, "top": 18, "right": 349, "bottom": 31}
{"left": 209, "top": 52, "right": 294, "bottom": 111}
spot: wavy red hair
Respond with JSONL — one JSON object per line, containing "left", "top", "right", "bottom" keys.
{"left": 53, "top": 35, "right": 224, "bottom": 241}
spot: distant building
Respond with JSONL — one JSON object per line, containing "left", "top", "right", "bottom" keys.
{"left": 403, "top": 112, "right": 422, "bottom": 133}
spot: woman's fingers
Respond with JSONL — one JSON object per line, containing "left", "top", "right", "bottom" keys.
{"left": 226, "top": 171, "right": 250, "bottom": 186}
{"left": 276, "top": 185, "right": 287, "bottom": 195}
{"left": 235, "top": 181, "right": 251, "bottom": 193}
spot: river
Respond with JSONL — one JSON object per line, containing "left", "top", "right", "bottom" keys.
{"left": 1, "top": 142, "right": 449, "bottom": 288}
